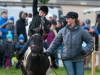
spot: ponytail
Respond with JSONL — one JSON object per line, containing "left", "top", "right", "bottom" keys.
{"left": 75, "top": 19, "right": 80, "bottom": 25}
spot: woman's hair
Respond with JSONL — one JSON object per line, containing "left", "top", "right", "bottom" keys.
{"left": 75, "top": 19, "right": 80, "bottom": 25}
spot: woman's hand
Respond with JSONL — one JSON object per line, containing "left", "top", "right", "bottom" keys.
{"left": 41, "top": 52, "right": 50, "bottom": 59}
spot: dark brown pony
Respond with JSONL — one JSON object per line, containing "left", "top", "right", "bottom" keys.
{"left": 20, "top": 28, "right": 52, "bottom": 75}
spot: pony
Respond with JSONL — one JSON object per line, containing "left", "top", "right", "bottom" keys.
{"left": 20, "top": 28, "right": 53, "bottom": 75}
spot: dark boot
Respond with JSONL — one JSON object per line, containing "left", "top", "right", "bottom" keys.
{"left": 50, "top": 55, "right": 59, "bottom": 69}
{"left": 15, "top": 53, "right": 23, "bottom": 69}
{"left": 15, "top": 61, "right": 20, "bottom": 69}
{"left": 17, "top": 53, "right": 23, "bottom": 60}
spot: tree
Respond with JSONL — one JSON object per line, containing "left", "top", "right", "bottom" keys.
{"left": 38, "top": 0, "right": 49, "bottom": 4}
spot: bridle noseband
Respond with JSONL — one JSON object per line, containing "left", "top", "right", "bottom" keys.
{"left": 31, "top": 44, "right": 42, "bottom": 57}
{"left": 31, "top": 45, "right": 40, "bottom": 50}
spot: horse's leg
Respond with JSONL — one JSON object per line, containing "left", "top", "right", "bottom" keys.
{"left": 20, "top": 63, "right": 27, "bottom": 75}
{"left": 26, "top": 69, "right": 33, "bottom": 75}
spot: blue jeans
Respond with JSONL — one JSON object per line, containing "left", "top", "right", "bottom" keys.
{"left": 62, "top": 60, "right": 84, "bottom": 75}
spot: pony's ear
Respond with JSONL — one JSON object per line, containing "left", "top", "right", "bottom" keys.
{"left": 29, "top": 29, "right": 36, "bottom": 36}
{"left": 39, "top": 28, "right": 43, "bottom": 36}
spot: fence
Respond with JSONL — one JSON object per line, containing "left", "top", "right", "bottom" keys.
{"left": 92, "top": 35, "right": 100, "bottom": 75}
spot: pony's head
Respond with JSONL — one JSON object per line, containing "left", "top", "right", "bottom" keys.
{"left": 29, "top": 28, "right": 43, "bottom": 57}
{"left": 29, "top": 27, "right": 43, "bottom": 37}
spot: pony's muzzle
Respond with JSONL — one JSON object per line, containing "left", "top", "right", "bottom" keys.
{"left": 31, "top": 49, "right": 38, "bottom": 57}
{"left": 33, "top": 49, "right": 38, "bottom": 53}
{"left": 32, "top": 53, "right": 37, "bottom": 57}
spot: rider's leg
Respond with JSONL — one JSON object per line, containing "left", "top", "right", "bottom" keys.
{"left": 16, "top": 40, "right": 30, "bottom": 69}
{"left": 43, "top": 41, "right": 49, "bottom": 50}
{"left": 43, "top": 41, "right": 59, "bottom": 69}
{"left": 17, "top": 39, "right": 30, "bottom": 60}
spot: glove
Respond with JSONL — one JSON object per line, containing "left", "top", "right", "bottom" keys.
{"left": 41, "top": 52, "right": 50, "bottom": 60}
{"left": 80, "top": 50, "right": 86, "bottom": 56}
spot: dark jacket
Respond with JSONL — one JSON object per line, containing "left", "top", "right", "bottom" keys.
{"left": 0, "top": 22, "right": 14, "bottom": 30}
{"left": 15, "top": 42, "right": 25, "bottom": 56}
{"left": 0, "top": 36, "right": 5, "bottom": 53}
{"left": 16, "top": 11, "right": 27, "bottom": 42}
{"left": 0, "top": 17, "right": 8, "bottom": 26}
{"left": 28, "top": 0, "right": 50, "bottom": 36}
{"left": 47, "top": 25, "right": 94, "bottom": 61}
{"left": 4, "top": 42, "right": 15, "bottom": 59}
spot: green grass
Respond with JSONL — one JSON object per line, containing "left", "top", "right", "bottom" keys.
{"left": 0, "top": 66, "right": 100, "bottom": 75}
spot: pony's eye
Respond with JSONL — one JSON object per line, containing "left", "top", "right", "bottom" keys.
{"left": 31, "top": 47, "right": 33, "bottom": 50}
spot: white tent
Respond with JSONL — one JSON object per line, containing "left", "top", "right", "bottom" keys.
{"left": 83, "top": 8, "right": 100, "bottom": 14}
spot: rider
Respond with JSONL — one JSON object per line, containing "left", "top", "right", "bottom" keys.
{"left": 16, "top": 0, "right": 58, "bottom": 69}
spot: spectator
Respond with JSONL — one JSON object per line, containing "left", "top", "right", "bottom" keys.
{"left": 47, "top": 13, "right": 53, "bottom": 23}
{"left": 82, "top": 19, "right": 91, "bottom": 29}
{"left": 0, "top": 11, "right": 8, "bottom": 26}
{"left": 80, "top": 21, "right": 85, "bottom": 27}
{"left": 89, "top": 23, "right": 99, "bottom": 36}
{"left": 27, "top": 13, "right": 32, "bottom": 25}
{"left": 47, "top": 21, "right": 57, "bottom": 45}
{"left": 61, "top": 18, "right": 67, "bottom": 27}
{"left": 53, "top": 14, "right": 57, "bottom": 21}
{"left": 56, "top": 20, "right": 64, "bottom": 33}
{"left": 26, "top": 13, "right": 32, "bottom": 39}
{"left": 0, "top": 30, "right": 5, "bottom": 68}
{"left": 56, "top": 20, "right": 64, "bottom": 58}
{"left": 16, "top": 11, "right": 28, "bottom": 42}
{"left": 82, "top": 20, "right": 98, "bottom": 70}
{"left": 0, "top": 16, "right": 14, "bottom": 36}
{"left": 82, "top": 27, "right": 91, "bottom": 70}
{"left": 50, "top": 21, "right": 57, "bottom": 36}
{"left": 82, "top": 19, "right": 99, "bottom": 36}
{"left": 15, "top": 34, "right": 25, "bottom": 57}
{"left": 42, "top": 11, "right": 94, "bottom": 75}
{"left": 97, "top": 22, "right": 100, "bottom": 33}
{"left": 5, "top": 16, "right": 14, "bottom": 31}
{"left": 46, "top": 20, "right": 59, "bottom": 67}
{"left": 4, "top": 32, "right": 14, "bottom": 69}
{"left": 15, "top": 34, "right": 25, "bottom": 69}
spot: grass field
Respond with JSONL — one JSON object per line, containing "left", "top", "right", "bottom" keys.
{"left": 0, "top": 66, "right": 100, "bottom": 75}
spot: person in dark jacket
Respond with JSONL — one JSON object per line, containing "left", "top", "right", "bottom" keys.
{"left": 28, "top": 0, "right": 50, "bottom": 36}
{"left": 15, "top": 34, "right": 25, "bottom": 69}
{"left": 42, "top": 12, "right": 94, "bottom": 75}
{"left": 0, "top": 11, "right": 8, "bottom": 26}
{"left": 0, "top": 16, "right": 14, "bottom": 38}
{"left": 56, "top": 20, "right": 64, "bottom": 33}
{"left": 15, "top": 34, "right": 25, "bottom": 56}
{"left": 4, "top": 32, "right": 14, "bottom": 69}
{"left": 0, "top": 30, "right": 5, "bottom": 68}
{"left": 16, "top": 11, "right": 27, "bottom": 42}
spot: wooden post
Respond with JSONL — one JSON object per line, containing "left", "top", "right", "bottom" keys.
{"left": 91, "top": 37, "right": 95, "bottom": 75}
{"left": 98, "top": 34, "right": 100, "bottom": 70}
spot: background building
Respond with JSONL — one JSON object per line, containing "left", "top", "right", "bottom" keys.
{"left": 0, "top": 0, "right": 100, "bottom": 23}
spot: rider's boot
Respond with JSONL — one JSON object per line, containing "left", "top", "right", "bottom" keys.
{"left": 15, "top": 40, "right": 30, "bottom": 69}
{"left": 15, "top": 53, "right": 23, "bottom": 69}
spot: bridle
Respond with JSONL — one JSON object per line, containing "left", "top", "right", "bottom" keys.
{"left": 31, "top": 45, "right": 40, "bottom": 51}
{"left": 30, "top": 33, "right": 43, "bottom": 57}
{"left": 30, "top": 44, "right": 42, "bottom": 57}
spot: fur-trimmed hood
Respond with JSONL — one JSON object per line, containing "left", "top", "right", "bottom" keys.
{"left": 19, "top": 11, "right": 27, "bottom": 20}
